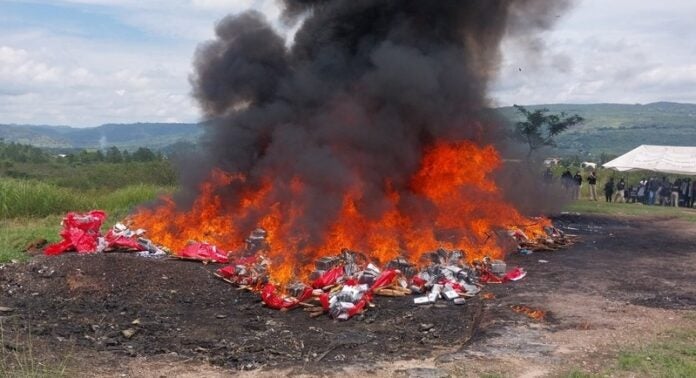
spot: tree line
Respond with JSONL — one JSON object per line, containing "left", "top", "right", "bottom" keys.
{"left": 0, "top": 139, "right": 165, "bottom": 164}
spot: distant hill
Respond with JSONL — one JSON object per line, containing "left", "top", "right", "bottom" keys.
{"left": 2, "top": 102, "right": 696, "bottom": 155}
{"left": 0, "top": 123, "right": 202, "bottom": 150}
{"left": 496, "top": 102, "right": 696, "bottom": 156}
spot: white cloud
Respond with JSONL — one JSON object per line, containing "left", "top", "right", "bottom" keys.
{"left": 491, "top": 0, "right": 696, "bottom": 106}
{"left": 2, "top": 0, "right": 696, "bottom": 127}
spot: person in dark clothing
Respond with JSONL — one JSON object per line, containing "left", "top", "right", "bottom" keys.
{"left": 628, "top": 186, "right": 638, "bottom": 203}
{"left": 604, "top": 178, "right": 615, "bottom": 202}
{"left": 587, "top": 171, "right": 598, "bottom": 201}
{"left": 680, "top": 178, "right": 690, "bottom": 207}
{"left": 572, "top": 171, "right": 582, "bottom": 199}
{"left": 659, "top": 177, "right": 671, "bottom": 206}
{"left": 561, "top": 170, "right": 572, "bottom": 193}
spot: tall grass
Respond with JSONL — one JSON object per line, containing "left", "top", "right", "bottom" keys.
{"left": 0, "top": 178, "right": 173, "bottom": 219}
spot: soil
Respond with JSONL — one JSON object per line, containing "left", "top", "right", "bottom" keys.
{"left": 1, "top": 213, "right": 695, "bottom": 377}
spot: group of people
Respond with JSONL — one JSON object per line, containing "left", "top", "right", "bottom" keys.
{"left": 546, "top": 168, "right": 696, "bottom": 207}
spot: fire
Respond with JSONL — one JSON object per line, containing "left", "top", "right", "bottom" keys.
{"left": 132, "top": 140, "right": 548, "bottom": 285}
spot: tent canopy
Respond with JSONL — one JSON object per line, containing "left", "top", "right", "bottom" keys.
{"left": 603, "top": 145, "right": 696, "bottom": 176}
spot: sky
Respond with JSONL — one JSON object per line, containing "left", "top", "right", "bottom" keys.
{"left": 0, "top": 0, "right": 695, "bottom": 127}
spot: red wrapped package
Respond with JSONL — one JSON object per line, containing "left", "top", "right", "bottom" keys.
{"left": 503, "top": 267, "right": 527, "bottom": 282}
{"left": 105, "top": 231, "right": 143, "bottom": 251}
{"left": 178, "top": 242, "right": 229, "bottom": 263}
{"left": 312, "top": 266, "right": 345, "bottom": 288}
{"left": 45, "top": 210, "right": 107, "bottom": 255}
{"left": 261, "top": 284, "right": 312, "bottom": 310}
{"left": 369, "top": 269, "right": 397, "bottom": 292}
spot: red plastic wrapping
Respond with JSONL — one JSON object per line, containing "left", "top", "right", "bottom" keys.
{"left": 261, "top": 284, "right": 312, "bottom": 310}
{"left": 178, "top": 242, "right": 229, "bottom": 263}
{"left": 105, "top": 230, "right": 144, "bottom": 251}
{"left": 216, "top": 265, "right": 236, "bottom": 279}
{"left": 411, "top": 275, "right": 427, "bottom": 287}
{"left": 479, "top": 271, "right": 503, "bottom": 284}
{"left": 369, "top": 269, "right": 397, "bottom": 292}
{"left": 44, "top": 210, "right": 107, "bottom": 255}
{"left": 347, "top": 292, "right": 372, "bottom": 317}
{"left": 312, "top": 266, "right": 345, "bottom": 288}
{"left": 503, "top": 267, "right": 527, "bottom": 282}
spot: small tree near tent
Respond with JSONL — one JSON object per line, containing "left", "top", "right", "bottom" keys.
{"left": 514, "top": 105, "right": 584, "bottom": 159}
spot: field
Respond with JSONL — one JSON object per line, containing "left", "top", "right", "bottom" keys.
{"left": 1, "top": 159, "right": 695, "bottom": 377}
{"left": 0, "top": 160, "right": 175, "bottom": 262}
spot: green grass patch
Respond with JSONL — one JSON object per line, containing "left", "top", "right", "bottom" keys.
{"left": 0, "top": 177, "right": 173, "bottom": 219}
{"left": 3, "top": 161, "right": 176, "bottom": 190}
{"left": 0, "top": 217, "right": 61, "bottom": 262}
{"left": 565, "top": 200, "right": 696, "bottom": 222}
{"left": 616, "top": 328, "right": 696, "bottom": 377}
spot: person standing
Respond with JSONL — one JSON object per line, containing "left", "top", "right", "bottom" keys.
{"left": 604, "top": 178, "right": 615, "bottom": 202}
{"left": 587, "top": 171, "right": 598, "bottom": 201}
{"left": 572, "top": 171, "right": 583, "bottom": 200}
{"left": 648, "top": 177, "right": 658, "bottom": 205}
{"left": 561, "top": 169, "right": 572, "bottom": 195}
{"left": 543, "top": 167, "right": 553, "bottom": 186}
{"left": 671, "top": 179, "right": 681, "bottom": 207}
{"left": 637, "top": 178, "right": 647, "bottom": 204}
{"left": 614, "top": 178, "right": 626, "bottom": 203}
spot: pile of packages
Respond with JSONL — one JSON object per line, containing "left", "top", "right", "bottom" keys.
{"left": 510, "top": 225, "right": 578, "bottom": 253}
{"left": 214, "top": 242, "right": 528, "bottom": 320}
{"left": 44, "top": 210, "right": 166, "bottom": 257}
{"left": 44, "top": 211, "right": 539, "bottom": 321}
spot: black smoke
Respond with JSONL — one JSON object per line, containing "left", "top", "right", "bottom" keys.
{"left": 183, "top": 0, "right": 572, "bottom": 246}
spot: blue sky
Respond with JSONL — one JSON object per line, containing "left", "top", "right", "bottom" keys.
{"left": 1, "top": 0, "right": 695, "bottom": 126}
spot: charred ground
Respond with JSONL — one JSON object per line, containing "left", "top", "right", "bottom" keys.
{"left": 0, "top": 213, "right": 694, "bottom": 376}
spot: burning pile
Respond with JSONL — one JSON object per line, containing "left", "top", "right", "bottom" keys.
{"left": 43, "top": 210, "right": 571, "bottom": 320}
{"left": 45, "top": 1, "right": 577, "bottom": 320}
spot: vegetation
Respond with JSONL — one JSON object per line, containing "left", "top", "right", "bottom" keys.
{"left": 0, "top": 320, "right": 71, "bottom": 377}
{"left": 0, "top": 122, "right": 201, "bottom": 149}
{"left": 563, "top": 326, "right": 696, "bottom": 377}
{"left": 513, "top": 105, "right": 584, "bottom": 158}
{"left": 498, "top": 102, "right": 696, "bottom": 156}
{"left": 566, "top": 201, "right": 696, "bottom": 223}
{"left": 0, "top": 140, "right": 177, "bottom": 262}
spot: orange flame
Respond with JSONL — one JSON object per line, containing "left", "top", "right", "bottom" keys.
{"left": 132, "top": 140, "right": 548, "bottom": 285}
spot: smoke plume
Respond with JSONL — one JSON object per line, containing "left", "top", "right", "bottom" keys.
{"left": 183, "top": 0, "right": 571, "bottom": 248}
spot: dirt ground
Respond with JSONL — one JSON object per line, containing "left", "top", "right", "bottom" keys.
{"left": 0, "top": 213, "right": 694, "bottom": 377}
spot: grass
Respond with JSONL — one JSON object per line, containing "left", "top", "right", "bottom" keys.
{"left": 0, "top": 177, "right": 174, "bottom": 262}
{"left": 562, "top": 327, "right": 696, "bottom": 378}
{"left": 0, "top": 177, "right": 173, "bottom": 219}
{"left": 0, "top": 320, "right": 71, "bottom": 377}
{"left": 615, "top": 328, "right": 696, "bottom": 377}
{"left": 565, "top": 199, "right": 696, "bottom": 222}
{"left": 3, "top": 161, "right": 176, "bottom": 190}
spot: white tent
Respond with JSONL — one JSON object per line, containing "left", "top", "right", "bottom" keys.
{"left": 603, "top": 145, "right": 696, "bottom": 175}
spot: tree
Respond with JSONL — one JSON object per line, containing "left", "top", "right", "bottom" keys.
{"left": 105, "top": 146, "right": 123, "bottom": 163}
{"left": 131, "top": 147, "right": 156, "bottom": 162}
{"left": 514, "top": 105, "right": 584, "bottom": 158}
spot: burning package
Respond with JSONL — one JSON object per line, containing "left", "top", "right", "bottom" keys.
{"left": 178, "top": 242, "right": 230, "bottom": 263}
{"left": 215, "top": 255, "right": 270, "bottom": 287}
{"left": 410, "top": 249, "right": 479, "bottom": 304}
